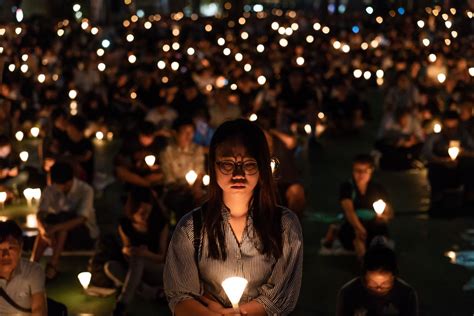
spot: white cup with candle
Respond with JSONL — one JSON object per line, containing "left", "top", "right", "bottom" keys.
{"left": 202, "top": 174, "right": 210, "bottom": 186}
{"left": 144, "top": 155, "right": 156, "bottom": 167}
{"left": 32, "top": 188, "right": 41, "bottom": 204}
{"left": 26, "top": 214, "right": 38, "bottom": 228}
{"left": 19, "top": 151, "right": 29, "bottom": 162}
{"left": 30, "top": 127, "right": 40, "bottom": 138}
{"left": 23, "top": 188, "right": 34, "bottom": 208}
{"left": 185, "top": 170, "right": 198, "bottom": 186}
{"left": 448, "top": 141, "right": 460, "bottom": 161}
{"left": 78, "top": 272, "right": 92, "bottom": 290}
{"left": 0, "top": 192, "right": 7, "bottom": 210}
{"left": 373, "top": 199, "right": 386, "bottom": 217}
{"left": 433, "top": 123, "right": 442, "bottom": 134}
{"left": 222, "top": 276, "right": 248, "bottom": 309}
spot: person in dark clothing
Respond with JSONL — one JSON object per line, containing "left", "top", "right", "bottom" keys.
{"left": 422, "top": 110, "right": 474, "bottom": 210}
{"left": 63, "top": 116, "right": 94, "bottom": 183}
{"left": 115, "top": 121, "right": 167, "bottom": 189}
{"left": 337, "top": 245, "right": 418, "bottom": 316}
{"left": 170, "top": 81, "right": 209, "bottom": 121}
{"left": 105, "top": 189, "right": 169, "bottom": 316}
{"left": 0, "top": 135, "right": 27, "bottom": 191}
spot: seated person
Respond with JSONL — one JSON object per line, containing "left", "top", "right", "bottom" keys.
{"left": 160, "top": 117, "right": 205, "bottom": 221}
{"left": 42, "top": 108, "right": 69, "bottom": 159}
{"left": 0, "top": 220, "right": 47, "bottom": 316}
{"left": 145, "top": 102, "right": 177, "bottom": 131}
{"left": 0, "top": 135, "right": 28, "bottom": 193}
{"left": 337, "top": 245, "right": 418, "bottom": 316}
{"left": 31, "top": 162, "right": 99, "bottom": 279}
{"left": 459, "top": 102, "right": 474, "bottom": 138}
{"left": 63, "top": 116, "right": 94, "bottom": 183}
{"left": 376, "top": 108, "right": 425, "bottom": 170}
{"left": 258, "top": 111, "right": 306, "bottom": 217}
{"left": 323, "top": 154, "right": 393, "bottom": 259}
{"left": 105, "top": 189, "right": 169, "bottom": 316}
{"left": 422, "top": 110, "right": 474, "bottom": 209}
{"left": 115, "top": 122, "right": 166, "bottom": 189}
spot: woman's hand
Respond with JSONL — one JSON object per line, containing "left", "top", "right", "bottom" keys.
{"left": 200, "top": 295, "right": 247, "bottom": 315}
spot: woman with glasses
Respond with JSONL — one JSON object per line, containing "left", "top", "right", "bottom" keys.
{"left": 164, "top": 119, "right": 303, "bottom": 316}
{"left": 336, "top": 245, "right": 418, "bottom": 316}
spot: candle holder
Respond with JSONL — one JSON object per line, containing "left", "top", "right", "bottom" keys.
{"left": 373, "top": 199, "right": 386, "bottom": 216}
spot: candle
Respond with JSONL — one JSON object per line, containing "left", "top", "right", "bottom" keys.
{"left": 32, "top": 189, "right": 42, "bottom": 203}
{"left": 373, "top": 199, "right": 386, "bottom": 216}
{"left": 304, "top": 124, "right": 312, "bottom": 135}
{"left": 185, "top": 170, "right": 198, "bottom": 186}
{"left": 15, "top": 131, "right": 24, "bottom": 141}
{"left": 19, "top": 151, "right": 29, "bottom": 162}
{"left": 23, "top": 188, "right": 34, "bottom": 207}
{"left": 78, "top": 272, "right": 92, "bottom": 290}
{"left": 222, "top": 277, "right": 248, "bottom": 309}
{"left": 249, "top": 113, "right": 258, "bottom": 122}
{"left": 30, "top": 127, "right": 40, "bottom": 138}
{"left": 144, "top": 155, "right": 156, "bottom": 167}
{"left": 446, "top": 251, "right": 456, "bottom": 263}
{"left": 95, "top": 131, "right": 104, "bottom": 140}
{"left": 26, "top": 214, "right": 37, "bottom": 228}
{"left": 0, "top": 192, "right": 7, "bottom": 210}
{"left": 433, "top": 123, "right": 442, "bottom": 134}
{"left": 448, "top": 146, "right": 460, "bottom": 160}
{"left": 0, "top": 216, "right": 8, "bottom": 222}
{"left": 202, "top": 175, "right": 210, "bottom": 186}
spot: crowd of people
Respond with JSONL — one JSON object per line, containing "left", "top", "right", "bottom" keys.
{"left": 0, "top": 2, "right": 472, "bottom": 315}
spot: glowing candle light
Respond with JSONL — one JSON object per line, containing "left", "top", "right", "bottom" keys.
{"left": 376, "top": 69, "right": 384, "bottom": 78}
{"left": 30, "top": 127, "right": 40, "bottom": 138}
{"left": 126, "top": 34, "right": 134, "bottom": 42}
{"left": 185, "top": 170, "right": 198, "bottom": 186}
{"left": 448, "top": 145, "right": 460, "bottom": 160}
{"left": 249, "top": 113, "right": 258, "bottom": 122}
{"left": 37, "top": 74, "right": 46, "bottom": 83}
{"left": 363, "top": 71, "right": 372, "bottom": 80}
{"left": 32, "top": 189, "right": 41, "bottom": 202}
{"left": 26, "top": 214, "right": 37, "bottom": 228}
{"left": 78, "top": 272, "right": 92, "bottom": 290}
{"left": 373, "top": 199, "right": 386, "bottom": 216}
{"left": 73, "top": 4, "right": 81, "bottom": 12}
{"left": 322, "top": 26, "right": 330, "bottom": 34}
{"left": 296, "top": 57, "right": 305, "bottom": 66}
{"left": 306, "top": 35, "right": 314, "bottom": 43}
{"left": 422, "top": 38, "right": 430, "bottom": 47}
{"left": 256, "top": 44, "right": 265, "bottom": 53}
{"left": 144, "top": 155, "right": 156, "bottom": 167}
{"left": 0, "top": 216, "right": 8, "bottom": 221}
{"left": 128, "top": 54, "right": 137, "bottom": 64}
{"left": 313, "top": 23, "right": 321, "bottom": 31}
{"left": 235, "top": 53, "right": 243, "bottom": 62}
{"left": 437, "top": 73, "right": 446, "bottom": 84}
{"left": 107, "top": 132, "right": 114, "bottom": 141}
{"left": 157, "top": 60, "right": 166, "bottom": 69}
{"left": 341, "top": 44, "right": 350, "bottom": 53}
{"left": 417, "top": 20, "right": 425, "bottom": 28}
{"left": 240, "top": 32, "right": 249, "bottom": 40}
{"left": 257, "top": 76, "right": 266, "bottom": 85}
{"left": 222, "top": 277, "right": 248, "bottom": 309}
{"left": 361, "top": 42, "right": 369, "bottom": 50}
{"left": 428, "top": 54, "right": 437, "bottom": 63}
{"left": 20, "top": 64, "right": 28, "bottom": 73}
{"left": 19, "top": 151, "right": 29, "bottom": 162}
{"left": 333, "top": 41, "right": 341, "bottom": 50}
{"left": 144, "top": 21, "right": 152, "bottom": 29}
{"left": 95, "top": 131, "right": 104, "bottom": 140}
{"left": 202, "top": 175, "right": 210, "bottom": 186}
{"left": 271, "top": 22, "right": 279, "bottom": 30}
{"left": 187, "top": 47, "right": 195, "bottom": 55}
{"left": 23, "top": 188, "right": 34, "bottom": 208}
{"left": 69, "top": 89, "right": 78, "bottom": 99}
{"left": 0, "top": 192, "right": 7, "bottom": 210}
{"left": 91, "top": 27, "right": 98, "bottom": 35}
{"left": 15, "top": 131, "right": 24, "bottom": 141}
{"left": 172, "top": 42, "right": 180, "bottom": 50}
{"left": 171, "top": 61, "right": 180, "bottom": 71}
{"left": 445, "top": 251, "right": 456, "bottom": 263}
{"left": 279, "top": 38, "right": 288, "bottom": 47}
{"left": 217, "top": 38, "right": 225, "bottom": 46}
{"left": 469, "top": 67, "right": 474, "bottom": 77}
{"left": 433, "top": 123, "right": 442, "bottom": 134}
{"left": 304, "top": 124, "right": 312, "bottom": 135}
{"left": 101, "top": 39, "right": 110, "bottom": 48}
{"left": 244, "top": 64, "right": 252, "bottom": 72}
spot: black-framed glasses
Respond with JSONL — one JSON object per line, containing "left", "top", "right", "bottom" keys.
{"left": 216, "top": 160, "right": 259, "bottom": 175}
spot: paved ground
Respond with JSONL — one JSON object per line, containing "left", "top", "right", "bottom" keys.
{"left": 12, "top": 90, "right": 474, "bottom": 315}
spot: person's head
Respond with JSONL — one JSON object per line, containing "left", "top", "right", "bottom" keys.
{"left": 51, "top": 108, "right": 68, "bottom": 130}
{"left": 396, "top": 73, "right": 410, "bottom": 90}
{"left": 0, "top": 220, "right": 23, "bottom": 273}
{"left": 442, "top": 110, "right": 460, "bottom": 133}
{"left": 50, "top": 162, "right": 74, "bottom": 193}
{"left": 124, "top": 188, "right": 153, "bottom": 226}
{"left": 0, "top": 135, "right": 12, "bottom": 158}
{"left": 395, "top": 108, "right": 411, "bottom": 128}
{"left": 138, "top": 122, "right": 156, "bottom": 147}
{"left": 352, "top": 154, "right": 375, "bottom": 185}
{"left": 206, "top": 119, "right": 281, "bottom": 260}
{"left": 362, "top": 246, "right": 398, "bottom": 296}
{"left": 67, "top": 116, "right": 87, "bottom": 141}
{"left": 173, "top": 117, "right": 195, "bottom": 148}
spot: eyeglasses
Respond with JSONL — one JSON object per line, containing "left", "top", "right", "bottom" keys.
{"left": 216, "top": 160, "right": 259, "bottom": 175}
{"left": 365, "top": 277, "right": 394, "bottom": 292}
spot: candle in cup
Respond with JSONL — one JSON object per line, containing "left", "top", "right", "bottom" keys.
{"left": 23, "top": 188, "right": 34, "bottom": 207}
{"left": 78, "top": 272, "right": 92, "bottom": 290}
{"left": 19, "top": 151, "right": 29, "bottom": 162}
{"left": 144, "top": 155, "right": 156, "bottom": 167}
{"left": 26, "top": 214, "right": 37, "bottom": 228}
{"left": 448, "top": 146, "right": 460, "bottom": 160}
{"left": 433, "top": 123, "right": 442, "bottom": 134}
{"left": 32, "top": 188, "right": 41, "bottom": 204}
{"left": 15, "top": 131, "right": 24, "bottom": 141}
{"left": 185, "top": 170, "right": 198, "bottom": 186}
{"left": 202, "top": 174, "right": 210, "bottom": 186}
{"left": 373, "top": 199, "right": 386, "bottom": 216}
{"left": 222, "top": 277, "right": 248, "bottom": 309}
{"left": 30, "top": 127, "right": 40, "bottom": 138}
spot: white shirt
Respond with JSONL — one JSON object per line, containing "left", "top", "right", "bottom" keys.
{"left": 38, "top": 178, "right": 99, "bottom": 239}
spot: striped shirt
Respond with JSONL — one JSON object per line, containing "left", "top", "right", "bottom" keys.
{"left": 163, "top": 206, "right": 303, "bottom": 316}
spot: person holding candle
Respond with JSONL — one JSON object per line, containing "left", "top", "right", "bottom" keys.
{"left": 322, "top": 154, "right": 393, "bottom": 259}
{"left": 0, "top": 135, "right": 28, "bottom": 192}
{"left": 164, "top": 119, "right": 303, "bottom": 316}
{"left": 422, "top": 110, "right": 474, "bottom": 212}
{"left": 160, "top": 117, "right": 206, "bottom": 222}
{"left": 336, "top": 245, "right": 418, "bottom": 316}
{"left": 31, "top": 162, "right": 99, "bottom": 280}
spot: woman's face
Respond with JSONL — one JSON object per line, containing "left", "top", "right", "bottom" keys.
{"left": 132, "top": 203, "right": 152, "bottom": 226}
{"left": 215, "top": 144, "right": 259, "bottom": 198}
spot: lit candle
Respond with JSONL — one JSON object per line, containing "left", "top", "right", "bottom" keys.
{"left": 26, "top": 214, "right": 37, "bottom": 228}
{"left": 106, "top": 132, "right": 114, "bottom": 141}
{"left": 185, "top": 170, "right": 198, "bottom": 186}
{"left": 448, "top": 146, "right": 460, "bottom": 160}
{"left": 249, "top": 113, "right": 258, "bottom": 122}
{"left": 23, "top": 188, "right": 34, "bottom": 208}
{"left": 95, "top": 131, "right": 104, "bottom": 140}
{"left": 32, "top": 189, "right": 42, "bottom": 204}
{"left": 222, "top": 277, "right": 248, "bottom": 309}
{"left": 445, "top": 251, "right": 456, "bottom": 263}
{"left": 78, "top": 272, "right": 92, "bottom": 290}
{"left": 0, "top": 192, "right": 7, "bottom": 210}
{"left": 15, "top": 131, "right": 24, "bottom": 141}
{"left": 373, "top": 199, "right": 386, "bottom": 216}
{"left": 144, "top": 155, "right": 156, "bottom": 167}
{"left": 19, "top": 151, "right": 29, "bottom": 162}
{"left": 202, "top": 175, "right": 210, "bottom": 186}
{"left": 0, "top": 216, "right": 8, "bottom": 222}
{"left": 304, "top": 124, "right": 312, "bottom": 135}
{"left": 433, "top": 123, "right": 442, "bottom": 134}
{"left": 30, "top": 127, "right": 40, "bottom": 138}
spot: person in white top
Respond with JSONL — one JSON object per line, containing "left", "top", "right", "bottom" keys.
{"left": 30, "top": 162, "right": 98, "bottom": 280}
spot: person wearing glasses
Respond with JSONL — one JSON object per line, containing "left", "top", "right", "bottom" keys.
{"left": 164, "top": 119, "right": 303, "bottom": 316}
{"left": 336, "top": 245, "right": 418, "bottom": 316}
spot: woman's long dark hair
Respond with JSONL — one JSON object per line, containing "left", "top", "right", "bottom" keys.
{"left": 204, "top": 119, "right": 283, "bottom": 260}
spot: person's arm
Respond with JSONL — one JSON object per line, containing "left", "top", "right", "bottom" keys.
{"left": 49, "top": 216, "right": 86, "bottom": 234}
{"left": 31, "top": 292, "right": 47, "bottom": 316}
{"left": 252, "top": 211, "right": 303, "bottom": 315}
{"left": 341, "top": 199, "right": 366, "bottom": 239}
{"left": 116, "top": 165, "right": 151, "bottom": 187}
{"left": 270, "top": 129, "right": 297, "bottom": 150}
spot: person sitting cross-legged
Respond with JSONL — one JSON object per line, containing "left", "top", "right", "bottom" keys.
{"left": 30, "top": 162, "right": 99, "bottom": 280}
